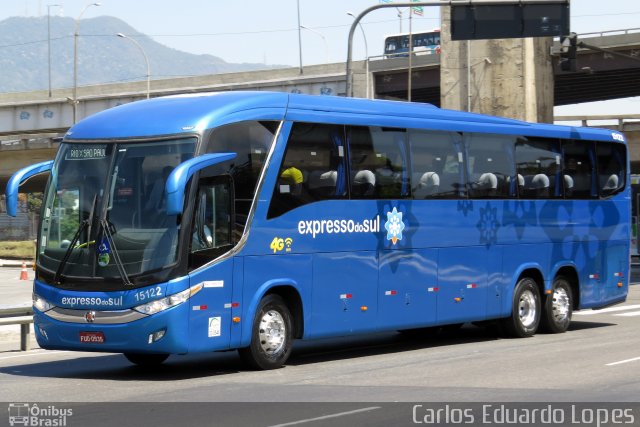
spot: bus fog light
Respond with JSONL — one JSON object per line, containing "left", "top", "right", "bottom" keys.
{"left": 148, "top": 329, "right": 166, "bottom": 344}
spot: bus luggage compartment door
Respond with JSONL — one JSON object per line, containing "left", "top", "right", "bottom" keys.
{"left": 308, "top": 251, "right": 378, "bottom": 337}
{"left": 436, "top": 247, "right": 488, "bottom": 324}
{"left": 378, "top": 249, "right": 437, "bottom": 329}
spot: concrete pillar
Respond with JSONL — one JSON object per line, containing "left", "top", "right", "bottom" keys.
{"left": 440, "top": 6, "right": 554, "bottom": 123}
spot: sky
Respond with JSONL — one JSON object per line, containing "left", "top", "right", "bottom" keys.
{"left": 1, "top": 0, "right": 639, "bottom": 117}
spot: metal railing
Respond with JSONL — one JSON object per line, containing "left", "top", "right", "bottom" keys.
{"left": 554, "top": 115, "right": 640, "bottom": 131}
{"left": 0, "top": 306, "right": 34, "bottom": 351}
{"left": 577, "top": 28, "right": 640, "bottom": 39}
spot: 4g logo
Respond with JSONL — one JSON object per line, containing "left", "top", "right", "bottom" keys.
{"left": 270, "top": 237, "right": 293, "bottom": 254}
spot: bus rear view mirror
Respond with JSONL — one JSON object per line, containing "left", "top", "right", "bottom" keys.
{"left": 5, "top": 160, "right": 54, "bottom": 217}
{"left": 165, "top": 153, "right": 237, "bottom": 215}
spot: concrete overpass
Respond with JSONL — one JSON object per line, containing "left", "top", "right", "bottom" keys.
{"left": 1, "top": 30, "right": 639, "bottom": 192}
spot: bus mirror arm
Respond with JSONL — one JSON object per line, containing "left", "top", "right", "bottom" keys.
{"left": 165, "top": 153, "right": 237, "bottom": 215}
{"left": 5, "top": 160, "right": 54, "bottom": 217}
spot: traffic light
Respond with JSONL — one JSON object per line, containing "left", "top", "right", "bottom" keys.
{"left": 559, "top": 32, "right": 577, "bottom": 72}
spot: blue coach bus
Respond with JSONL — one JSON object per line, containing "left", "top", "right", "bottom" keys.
{"left": 384, "top": 30, "right": 441, "bottom": 57}
{"left": 5, "top": 92, "right": 629, "bottom": 369}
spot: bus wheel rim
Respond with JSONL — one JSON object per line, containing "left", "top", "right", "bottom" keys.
{"left": 258, "top": 309, "right": 286, "bottom": 355}
{"left": 552, "top": 287, "right": 570, "bottom": 322}
{"left": 518, "top": 290, "right": 537, "bottom": 328}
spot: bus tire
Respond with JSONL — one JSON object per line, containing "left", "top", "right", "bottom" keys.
{"left": 501, "top": 277, "right": 541, "bottom": 338}
{"left": 124, "top": 353, "right": 169, "bottom": 366}
{"left": 239, "top": 294, "right": 293, "bottom": 370}
{"left": 540, "top": 277, "right": 573, "bottom": 333}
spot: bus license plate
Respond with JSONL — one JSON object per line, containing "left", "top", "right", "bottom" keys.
{"left": 80, "top": 331, "right": 105, "bottom": 343}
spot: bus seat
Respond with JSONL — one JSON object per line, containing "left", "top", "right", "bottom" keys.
{"left": 478, "top": 172, "right": 498, "bottom": 190}
{"left": 564, "top": 174, "right": 574, "bottom": 196}
{"left": 414, "top": 171, "right": 440, "bottom": 198}
{"left": 353, "top": 170, "right": 375, "bottom": 197}
{"left": 278, "top": 166, "right": 304, "bottom": 195}
{"left": 476, "top": 172, "right": 498, "bottom": 196}
{"left": 307, "top": 170, "right": 337, "bottom": 198}
{"left": 531, "top": 173, "right": 550, "bottom": 197}
{"left": 602, "top": 174, "right": 619, "bottom": 191}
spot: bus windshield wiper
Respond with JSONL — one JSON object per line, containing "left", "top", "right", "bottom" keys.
{"left": 53, "top": 194, "right": 97, "bottom": 285}
{"left": 99, "top": 219, "right": 133, "bottom": 287}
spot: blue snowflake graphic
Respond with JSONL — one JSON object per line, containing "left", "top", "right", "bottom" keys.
{"left": 384, "top": 207, "right": 405, "bottom": 245}
{"left": 476, "top": 202, "right": 500, "bottom": 247}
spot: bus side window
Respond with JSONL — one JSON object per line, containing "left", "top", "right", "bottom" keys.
{"left": 190, "top": 176, "right": 234, "bottom": 268}
{"left": 348, "top": 126, "right": 409, "bottom": 199}
{"left": 465, "top": 133, "right": 516, "bottom": 199}
{"left": 203, "top": 121, "right": 278, "bottom": 236}
{"left": 267, "top": 123, "right": 346, "bottom": 219}
{"left": 562, "top": 140, "right": 596, "bottom": 199}
{"left": 410, "top": 130, "right": 463, "bottom": 199}
{"left": 597, "top": 142, "right": 626, "bottom": 197}
{"left": 515, "top": 138, "right": 562, "bottom": 199}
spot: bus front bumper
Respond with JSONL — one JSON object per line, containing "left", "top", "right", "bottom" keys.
{"left": 33, "top": 303, "right": 190, "bottom": 355}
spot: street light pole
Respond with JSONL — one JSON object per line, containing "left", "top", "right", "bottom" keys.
{"left": 347, "top": 11, "right": 370, "bottom": 98}
{"left": 47, "top": 4, "right": 61, "bottom": 98}
{"left": 117, "top": 33, "right": 151, "bottom": 99}
{"left": 73, "top": 2, "right": 101, "bottom": 123}
{"left": 300, "top": 25, "right": 329, "bottom": 64}
{"left": 346, "top": 12, "right": 368, "bottom": 59}
{"left": 296, "top": 0, "right": 303, "bottom": 74}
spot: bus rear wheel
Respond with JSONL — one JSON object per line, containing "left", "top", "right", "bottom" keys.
{"left": 501, "top": 277, "right": 541, "bottom": 338}
{"left": 540, "top": 277, "right": 573, "bottom": 333}
{"left": 124, "top": 353, "right": 169, "bottom": 366}
{"left": 239, "top": 294, "right": 293, "bottom": 370}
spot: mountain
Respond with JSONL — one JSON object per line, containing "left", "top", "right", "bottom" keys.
{"left": 0, "top": 16, "right": 279, "bottom": 93}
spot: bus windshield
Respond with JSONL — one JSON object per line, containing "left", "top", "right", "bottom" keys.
{"left": 38, "top": 138, "right": 196, "bottom": 286}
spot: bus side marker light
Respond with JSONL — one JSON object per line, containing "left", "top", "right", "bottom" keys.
{"left": 589, "top": 274, "right": 599, "bottom": 280}
{"left": 232, "top": 317, "right": 241, "bottom": 323}
{"left": 545, "top": 290, "right": 552, "bottom": 295}
{"left": 224, "top": 302, "right": 240, "bottom": 309}
{"left": 618, "top": 282, "right": 623, "bottom": 288}
{"left": 466, "top": 284, "right": 477, "bottom": 289}
{"left": 614, "top": 272, "right": 623, "bottom": 277}
{"left": 385, "top": 290, "right": 397, "bottom": 296}
{"left": 340, "top": 294, "right": 353, "bottom": 299}
{"left": 361, "top": 306, "right": 368, "bottom": 312}
{"left": 427, "top": 287, "right": 439, "bottom": 292}
{"left": 454, "top": 297, "right": 463, "bottom": 303}
{"left": 192, "top": 305, "right": 208, "bottom": 311}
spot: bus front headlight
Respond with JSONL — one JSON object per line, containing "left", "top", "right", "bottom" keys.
{"left": 133, "top": 284, "right": 203, "bottom": 315}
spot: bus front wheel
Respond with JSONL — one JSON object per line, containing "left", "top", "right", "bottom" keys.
{"left": 540, "top": 277, "right": 573, "bottom": 333}
{"left": 239, "top": 294, "right": 293, "bottom": 370}
{"left": 501, "top": 277, "right": 541, "bottom": 338}
{"left": 124, "top": 353, "right": 169, "bottom": 366}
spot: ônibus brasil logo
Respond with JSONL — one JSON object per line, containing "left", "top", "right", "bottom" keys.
{"left": 7, "top": 403, "right": 73, "bottom": 426}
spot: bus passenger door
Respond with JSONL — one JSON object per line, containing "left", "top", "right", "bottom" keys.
{"left": 436, "top": 247, "right": 488, "bottom": 324}
{"left": 378, "top": 249, "right": 438, "bottom": 329}
{"left": 186, "top": 177, "right": 236, "bottom": 352}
